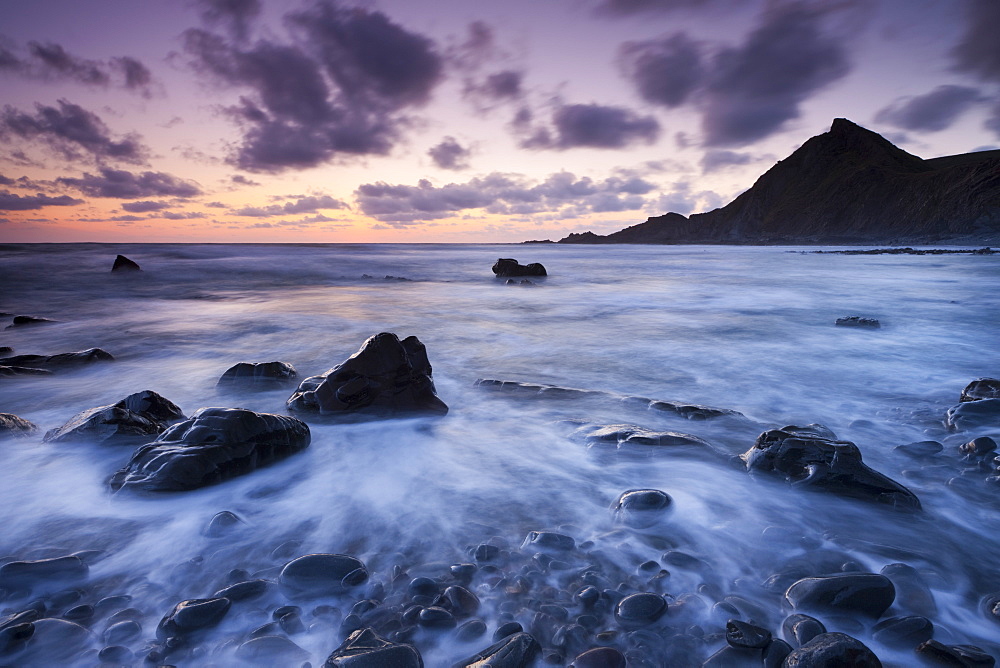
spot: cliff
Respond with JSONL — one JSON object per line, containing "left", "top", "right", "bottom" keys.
{"left": 557, "top": 119, "right": 1000, "bottom": 245}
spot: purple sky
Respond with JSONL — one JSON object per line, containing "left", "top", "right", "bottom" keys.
{"left": 1, "top": 0, "right": 998, "bottom": 242}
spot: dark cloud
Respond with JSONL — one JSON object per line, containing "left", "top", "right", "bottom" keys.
{"left": 875, "top": 85, "right": 985, "bottom": 132}
{"left": 449, "top": 21, "right": 497, "bottom": 72}
{"left": 0, "top": 190, "right": 84, "bottom": 210}
{"left": 951, "top": 0, "right": 1000, "bottom": 83}
{"left": 28, "top": 41, "right": 110, "bottom": 85}
{"left": 522, "top": 103, "right": 660, "bottom": 150}
{"left": 121, "top": 200, "right": 171, "bottom": 213}
{"left": 699, "top": 3, "right": 852, "bottom": 147}
{"left": 110, "top": 214, "right": 144, "bottom": 222}
{"left": 205, "top": 201, "right": 228, "bottom": 208}
{"left": 596, "top": 0, "right": 714, "bottom": 14}
{"left": 232, "top": 193, "right": 345, "bottom": 216}
{"left": 183, "top": 2, "right": 444, "bottom": 172}
{"left": 619, "top": 33, "right": 704, "bottom": 107}
{"left": 0, "top": 44, "right": 23, "bottom": 70}
{"left": 58, "top": 167, "right": 202, "bottom": 198}
{"left": 428, "top": 137, "right": 472, "bottom": 170}
{"left": 160, "top": 211, "right": 207, "bottom": 219}
{"left": 0, "top": 40, "right": 154, "bottom": 94}
{"left": 700, "top": 149, "right": 754, "bottom": 172}
{"left": 231, "top": 174, "right": 261, "bottom": 186}
{"left": 198, "top": 0, "right": 261, "bottom": 40}
{"left": 355, "top": 170, "right": 657, "bottom": 224}
{"left": 113, "top": 56, "right": 154, "bottom": 93}
{"left": 0, "top": 100, "right": 147, "bottom": 164}
{"left": 463, "top": 70, "right": 525, "bottom": 110}
{"left": 0, "top": 174, "right": 13, "bottom": 185}
{"left": 988, "top": 101, "right": 1000, "bottom": 138}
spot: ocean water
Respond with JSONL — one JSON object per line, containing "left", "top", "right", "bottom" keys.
{"left": 0, "top": 242, "right": 998, "bottom": 666}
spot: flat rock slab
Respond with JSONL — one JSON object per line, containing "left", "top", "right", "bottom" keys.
{"left": 0, "top": 348, "right": 113, "bottom": 370}
{"left": 108, "top": 407, "right": 310, "bottom": 492}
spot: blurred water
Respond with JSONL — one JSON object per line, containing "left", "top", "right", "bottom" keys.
{"left": 0, "top": 243, "right": 998, "bottom": 666}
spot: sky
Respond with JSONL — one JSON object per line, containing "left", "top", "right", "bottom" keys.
{"left": 0, "top": 0, "right": 998, "bottom": 243}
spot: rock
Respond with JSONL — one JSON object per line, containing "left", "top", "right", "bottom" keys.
{"left": 782, "top": 614, "right": 826, "bottom": 648}
{"left": 742, "top": 429, "right": 921, "bottom": 510}
{"left": 287, "top": 333, "right": 448, "bottom": 417}
{"left": 456, "top": 619, "right": 487, "bottom": 641}
{"left": 156, "top": 597, "right": 230, "bottom": 639}
{"left": 522, "top": 531, "right": 575, "bottom": 552}
{"left": 16, "top": 618, "right": 93, "bottom": 664}
{"left": 5, "top": 315, "right": 56, "bottom": 329}
{"left": 325, "top": 628, "right": 422, "bottom": 667}
{"left": 494, "top": 621, "right": 524, "bottom": 641}
{"left": 981, "top": 593, "right": 1000, "bottom": 625}
{"left": 217, "top": 361, "right": 298, "bottom": 389}
{"left": 961, "top": 436, "right": 997, "bottom": 458}
{"left": 0, "top": 348, "right": 114, "bottom": 370}
{"left": 785, "top": 573, "right": 895, "bottom": 618}
{"left": 703, "top": 644, "right": 762, "bottom": 666}
{"left": 572, "top": 423, "right": 712, "bottom": 448}
{"left": 614, "top": 592, "right": 667, "bottom": 628}
{"left": 916, "top": 639, "right": 995, "bottom": 667}
{"left": 611, "top": 489, "right": 673, "bottom": 527}
{"left": 492, "top": 258, "right": 547, "bottom": 277}
{"left": 783, "top": 632, "right": 881, "bottom": 667}
{"left": 0, "top": 621, "right": 33, "bottom": 655}
{"left": 0, "top": 413, "right": 38, "bottom": 438}
{"left": 763, "top": 638, "right": 792, "bottom": 668}
{"left": 279, "top": 553, "right": 368, "bottom": 597}
{"left": 880, "top": 563, "right": 937, "bottom": 617}
{"left": 103, "top": 619, "right": 141, "bottom": 644}
{"left": 204, "top": 510, "right": 245, "bottom": 537}
{"left": 836, "top": 316, "right": 881, "bottom": 328}
{"left": 781, "top": 424, "right": 838, "bottom": 440}
{"left": 726, "top": 619, "right": 771, "bottom": 649}
{"left": 961, "top": 378, "right": 1000, "bottom": 402}
{"left": 452, "top": 631, "right": 539, "bottom": 668}
{"left": 108, "top": 407, "right": 310, "bottom": 492}
{"left": 871, "top": 615, "right": 933, "bottom": 648}
{"left": 0, "top": 346, "right": 11, "bottom": 355}
{"left": 237, "top": 635, "right": 311, "bottom": 664}
{"left": 111, "top": 254, "right": 141, "bottom": 272}
{"left": 44, "top": 390, "right": 184, "bottom": 444}
{"left": 571, "top": 647, "right": 627, "bottom": 668}
{"left": 442, "top": 585, "right": 480, "bottom": 617}
{"left": 0, "top": 555, "right": 88, "bottom": 592}
{"left": 946, "top": 399, "right": 1000, "bottom": 431}
{"left": 894, "top": 440, "right": 943, "bottom": 459}
{"left": 213, "top": 579, "right": 272, "bottom": 602}
{"left": 0, "top": 365, "right": 51, "bottom": 377}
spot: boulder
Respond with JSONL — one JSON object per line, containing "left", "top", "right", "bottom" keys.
{"left": 0, "top": 348, "right": 113, "bottom": 370}
{"left": 0, "top": 413, "right": 38, "bottom": 439}
{"left": 916, "top": 640, "right": 995, "bottom": 667}
{"left": 961, "top": 378, "right": 1000, "bottom": 402}
{"left": 44, "top": 390, "right": 184, "bottom": 444}
{"left": 111, "top": 254, "right": 141, "bottom": 272}
{"left": 785, "top": 573, "right": 895, "bottom": 618}
{"left": 325, "top": 628, "right": 422, "bottom": 667}
{"left": 108, "top": 407, "right": 310, "bottom": 492}
{"left": 0, "top": 555, "right": 88, "bottom": 592}
{"left": 156, "top": 598, "right": 231, "bottom": 639}
{"left": 742, "top": 429, "right": 921, "bottom": 510}
{"left": 571, "top": 423, "right": 712, "bottom": 448}
{"left": 492, "top": 258, "right": 547, "bottom": 277}
{"left": 287, "top": 333, "right": 447, "bottom": 417}
{"left": 611, "top": 489, "right": 673, "bottom": 527}
{"left": 5, "top": 315, "right": 56, "bottom": 329}
{"left": 218, "top": 361, "right": 297, "bottom": 389}
{"left": 836, "top": 316, "right": 881, "bottom": 328}
{"left": 783, "top": 633, "right": 881, "bottom": 667}
{"left": 614, "top": 592, "right": 667, "bottom": 628}
{"left": 946, "top": 398, "right": 1000, "bottom": 431}
{"left": 871, "top": 615, "right": 933, "bottom": 648}
{"left": 452, "top": 631, "right": 539, "bottom": 668}
{"left": 279, "top": 554, "right": 368, "bottom": 597}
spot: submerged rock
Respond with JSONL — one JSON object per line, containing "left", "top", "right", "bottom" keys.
{"left": 835, "top": 316, "right": 881, "bottom": 328}
{"left": 44, "top": 390, "right": 184, "bottom": 444}
{"left": 742, "top": 429, "right": 921, "bottom": 510}
{"left": 946, "top": 398, "right": 1000, "bottom": 431}
{"left": 0, "top": 413, "right": 38, "bottom": 439}
{"left": 0, "top": 365, "right": 51, "bottom": 377}
{"left": 571, "top": 423, "right": 712, "bottom": 448}
{"left": 0, "top": 555, "right": 88, "bottom": 592}
{"left": 492, "top": 258, "right": 547, "bottom": 277}
{"left": 156, "top": 597, "right": 231, "bottom": 639}
{"left": 287, "top": 333, "right": 447, "bottom": 417}
{"left": 238, "top": 634, "right": 310, "bottom": 664}
{"left": 280, "top": 553, "right": 368, "bottom": 597}
{"left": 5, "top": 315, "right": 56, "bottom": 329}
{"left": 611, "top": 489, "right": 673, "bottom": 527}
{"left": 783, "top": 632, "right": 881, "bottom": 667}
{"left": 0, "top": 348, "right": 113, "bottom": 370}
{"left": 916, "top": 639, "right": 995, "bottom": 667}
{"left": 108, "top": 407, "right": 310, "bottom": 492}
{"left": 453, "top": 631, "right": 538, "bottom": 668}
{"left": 111, "top": 254, "right": 141, "bottom": 272}
{"left": 961, "top": 378, "right": 1000, "bottom": 402}
{"left": 325, "top": 628, "right": 422, "bottom": 667}
{"left": 217, "top": 361, "right": 297, "bottom": 389}
{"left": 785, "top": 573, "right": 895, "bottom": 618}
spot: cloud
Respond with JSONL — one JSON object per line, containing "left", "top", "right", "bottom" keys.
{"left": 160, "top": 211, "right": 207, "bottom": 219}
{"left": 0, "top": 190, "right": 84, "bottom": 210}
{"left": 951, "top": 0, "right": 1000, "bottom": 83}
{"left": 198, "top": 0, "right": 261, "bottom": 40}
{"left": 520, "top": 103, "right": 660, "bottom": 150}
{"left": 700, "top": 149, "right": 754, "bottom": 172}
{"left": 0, "top": 100, "right": 148, "bottom": 164}
{"left": 355, "top": 170, "right": 658, "bottom": 224}
{"left": 875, "top": 85, "right": 985, "bottom": 132}
{"left": 647, "top": 181, "right": 723, "bottom": 216}
{"left": 463, "top": 70, "right": 525, "bottom": 110}
{"left": 619, "top": 33, "right": 704, "bottom": 107}
{"left": 183, "top": 2, "right": 444, "bottom": 172}
{"left": 232, "top": 193, "right": 346, "bottom": 216}
{"left": 988, "top": 101, "right": 1000, "bottom": 138}
{"left": 596, "top": 0, "right": 714, "bottom": 15}
{"left": 428, "top": 137, "right": 472, "bottom": 170}
{"left": 698, "top": 3, "right": 853, "bottom": 147}
{"left": 0, "top": 174, "right": 13, "bottom": 186}
{"left": 27, "top": 41, "right": 109, "bottom": 85}
{"left": 58, "top": 167, "right": 202, "bottom": 198}
{"left": 0, "top": 40, "right": 154, "bottom": 95}
{"left": 121, "top": 200, "right": 171, "bottom": 213}
{"left": 231, "top": 174, "right": 261, "bottom": 186}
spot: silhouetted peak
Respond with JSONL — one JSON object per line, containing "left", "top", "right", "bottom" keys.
{"left": 830, "top": 117, "right": 862, "bottom": 135}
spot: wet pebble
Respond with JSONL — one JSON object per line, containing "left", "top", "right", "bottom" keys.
{"left": 782, "top": 613, "right": 826, "bottom": 648}
{"left": 235, "top": 634, "right": 310, "bottom": 664}
{"left": 895, "top": 440, "right": 944, "bottom": 459}
{"left": 522, "top": 531, "right": 575, "bottom": 552}
{"left": 103, "top": 619, "right": 141, "bottom": 644}
{"left": 443, "top": 585, "right": 480, "bottom": 617}
{"left": 783, "top": 632, "right": 881, "bottom": 667}
{"left": 763, "top": 638, "right": 792, "bottom": 668}
{"left": 214, "top": 578, "right": 273, "bottom": 602}
{"left": 455, "top": 618, "right": 487, "bottom": 641}
{"left": 726, "top": 619, "right": 771, "bottom": 649}
{"left": 204, "top": 510, "right": 245, "bottom": 537}
{"left": 615, "top": 592, "right": 667, "bottom": 628}
{"left": 279, "top": 553, "right": 368, "bottom": 597}
{"left": 917, "top": 639, "right": 996, "bottom": 667}
{"left": 417, "top": 606, "right": 455, "bottom": 628}
{"left": 872, "top": 615, "right": 933, "bottom": 648}
{"left": 98, "top": 644, "right": 133, "bottom": 664}
{"left": 571, "top": 646, "right": 627, "bottom": 667}
{"left": 494, "top": 620, "right": 523, "bottom": 641}
{"left": 156, "top": 597, "right": 231, "bottom": 639}
{"left": 325, "top": 627, "right": 422, "bottom": 667}
{"left": 785, "top": 573, "right": 895, "bottom": 618}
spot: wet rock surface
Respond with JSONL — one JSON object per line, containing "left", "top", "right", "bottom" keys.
{"left": 946, "top": 398, "right": 1000, "bottom": 431}
{"left": 961, "top": 378, "right": 1000, "bottom": 402}
{"left": 836, "top": 316, "right": 881, "bottom": 328}
{"left": 785, "top": 573, "right": 896, "bottom": 618}
{"left": 453, "top": 631, "right": 539, "bottom": 667}
{"left": 108, "top": 407, "right": 310, "bottom": 491}
{"left": 492, "top": 258, "right": 547, "bottom": 277}
{"left": 5, "top": 315, "right": 56, "bottom": 329}
{"left": 611, "top": 489, "right": 673, "bottom": 527}
{"left": 287, "top": 332, "right": 448, "bottom": 417}
{"left": 217, "top": 361, "right": 298, "bottom": 389}
{"left": 0, "top": 348, "right": 113, "bottom": 370}
{"left": 43, "top": 389, "right": 184, "bottom": 444}
{"left": 571, "top": 422, "right": 714, "bottom": 449}
{"left": 0, "top": 412, "right": 38, "bottom": 438}
{"left": 280, "top": 553, "right": 368, "bottom": 597}
{"left": 111, "top": 254, "right": 141, "bottom": 272}
{"left": 783, "top": 632, "right": 882, "bottom": 667}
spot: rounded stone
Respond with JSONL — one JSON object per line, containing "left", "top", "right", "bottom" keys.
{"left": 156, "top": 598, "right": 231, "bottom": 639}
{"left": 726, "top": 619, "right": 772, "bottom": 649}
{"left": 872, "top": 615, "right": 933, "bottom": 648}
{"left": 785, "top": 574, "right": 894, "bottom": 618}
{"left": 572, "top": 646, "right": 627, "bottom": 668}
{"left": 235, "top": 634, "right": 310, "bottom": 663}
{"left": 494, "top": 621, "right": 523, "bottom": 641}
{"left": 783, "top": 632, "right": 881, "bottom": 667}
{"left": 279, "top": 554, "right": 368, "bottom": 597}
{"left": 614, "top": 593, "right": 667, "bottom": 628}
{"left": 611, "top": 489, "right": 673, "bottom": 527}
{"left": 456, "top": 618, "right": 487, "bottom": 642}
{"left": 782, "top": 614, "right": 826, "bottom": 648}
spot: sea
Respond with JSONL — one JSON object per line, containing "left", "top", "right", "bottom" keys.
{"left": 0, "top": 242, "right": 998, "bottom": 666}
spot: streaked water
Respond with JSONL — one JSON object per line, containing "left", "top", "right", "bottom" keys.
{"left": 0, "top": 243, "right": 998, "bottom": 666}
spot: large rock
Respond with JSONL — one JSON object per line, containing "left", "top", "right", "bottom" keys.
{"left": 960, "top": 378, "right": 1000, "bottom": 402}
{"left": 111, "top": 254, "right": 141, "bottom": 272}
{"left": 571, "top": 423, "right": 712, "bottom": 448}
{"left": 0, "top": 413, "right": 38, "bottom": 439}
{"left": 217, "top": 361, "right": 297, "bottom": 389}
{"left": 108, "top": 407, "right": 310, "bottom": 492}
{"left": 785, "top": 574, "right": 895, "bottom": 619}
{"left": 452, "top": 631, "right": 539, "bottom": 668}
{"left": 156, "top": 598, "right": 231, "bottom": 639}
{"left": 44, "top": 390, "right": 184, "bottom": 444}
{"left": 0, "top": 348, "right": 113, "bottom": 370}
{"left": 611, "top": 489, "right": 673, "bottom": 527}
{"left": 287, "top": 333, "right": 447, "bottom": 417}
{"left": 492, "top": 258, "right": 547, "bottom": 277}
{"left": 946, "top": 398, "right": 1000, "bottom": 431}
{"left": 279, "top": 554, "right": 368, "bottom": 597}
{"left": 5, "top": 315, "right": 56, "bottom": 329}
{"left": 741, "top": 429, "right": 921, "bottom": 510}
{"left": 325, "top": 628, "right": 422, "bottom": 667}
{"left": 0, "top": 365, "right": 51, "bottom": 377}
{"left": 783, "top": 632, "right": 881, "bottom": 667}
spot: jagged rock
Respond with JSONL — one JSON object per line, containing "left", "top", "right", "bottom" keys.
{"left": 5, "top": 315, "right": 56, "bottom": 329}
{"left": 571, "top": 423, "right": 712, "bottom": 448}
{"left": 742, "top": 429, "right": 921, "bottom": 510}
{"left": 492, "top": 258, "right": 547, "bottom": 277}
{"left": 946, "top": 398, "right": 1000, "bottom": 430}
{"left": 325, "top": 628, "right": 422, "bottom": 667}
{"left": 452, "top": 631, "right": 538, "bottom": 668}
{"left": 44, "top": 390, "right": 184, "bottom": 444}
{"left": 217, "top": 361, "right": 297, "bottom": 389}
{"left": 961, "top": 378, "right": 1000, "bottom": 402}
{"left": 0, "top": 413, "right": 38, "bottom": 439}
{"left": 0, "top": 348, "right": 113, "bottom": 370}
{"left": 726, "top": 619, "right": 771, "bottom": 649}
{"left": 156, "top": 598, "right": 231, "bottom": 639}
{"left": 836, "top": 316, "right": 881, "bottom": 328}
{"left": 785, "top": 574, "right": 895, "bottom": 618}
{"left": 111, "top": 254, "right": 141, "bottom": 272}
{"left": 108, "top": 407, "right": 310, "bottom": 492}
{"left": 783, "top": 633, "right": 881, "bottom": 667}
{"left": 280, "top": 554, "right": 368, "bottom": 597}
{"left": 287, "top": 333, "right": 447, "bottom": 418}
{"left": 916, "top": 640, "right": 995, "bottom": 667}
